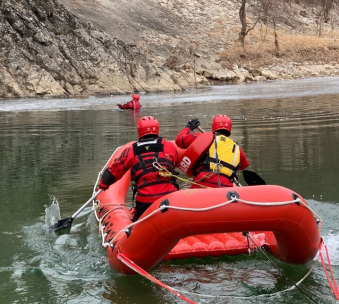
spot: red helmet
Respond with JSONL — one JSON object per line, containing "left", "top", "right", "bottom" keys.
{"left": 212, "top": 114, "right": 232, "bottom": 134}
{"left": 137, "top": 116, "right": 159, "bottom": 138}
{"left": 132, "top": 94, "right": 140, "bottom": 101}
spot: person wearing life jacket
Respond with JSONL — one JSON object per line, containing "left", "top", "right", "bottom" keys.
{"left": 99, "top": 116, "right": 179, "bottom": 221}
{"left": 175, "top": 114, "right": 249, "bottom": 188}
{"left": 117, "top": 94, "right": 142, "bottom": 110}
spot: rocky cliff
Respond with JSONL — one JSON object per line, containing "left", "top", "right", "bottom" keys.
{"left": 1, "top": 0, "right": 338, "bottom": 98}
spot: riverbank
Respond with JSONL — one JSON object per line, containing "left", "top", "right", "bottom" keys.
{"left": 2, "top": 76, "right": 339, "bottom": 112}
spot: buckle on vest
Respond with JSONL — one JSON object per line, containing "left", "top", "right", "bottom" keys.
{"left": 212, "top": 162, "right": 223, "bottom": 173}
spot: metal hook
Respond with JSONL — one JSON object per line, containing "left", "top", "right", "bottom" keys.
{"left": 152, "top": 157, "right": 163, "bottom": 171}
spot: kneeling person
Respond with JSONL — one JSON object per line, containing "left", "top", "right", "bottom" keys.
{"left": 99, "top": 116, "right": 179, "bottom": 221}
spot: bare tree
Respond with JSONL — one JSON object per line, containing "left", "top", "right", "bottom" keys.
{"left": 238, "top": 0, "right": 260, "bottom": 47}
{"left": 257, "top": 0, "right": 273, "bottom": 24}
{"left": 238, "top": 0, "right": 247, "bottom": 47}
{"left": 318, "top": 0, "right": 334, "bottom": 36}
{"left": 273, "top": 19, "right": 280, "bottom": 56}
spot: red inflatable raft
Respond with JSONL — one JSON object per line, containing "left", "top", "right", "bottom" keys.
{"left": 93, "top": 142, "right": 321, "bottom": 274}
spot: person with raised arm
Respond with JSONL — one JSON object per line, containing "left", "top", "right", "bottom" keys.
{"left": 175, "top": 114, "right": 249, "bottom": 188}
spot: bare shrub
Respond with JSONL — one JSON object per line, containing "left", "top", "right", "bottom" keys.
{"left": 220, "top": 26, "right": 339, "bottom": 68}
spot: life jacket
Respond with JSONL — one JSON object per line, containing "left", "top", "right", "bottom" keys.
{"left": 132, "top": 100, "right": 141, "bottom": 109}
{"left": 208, "top": 135, "right": 240, "bottom": 178}
{"left": 178, "top": 132, "right": 214, "bottom": 177}
{"left": 120, "top": 101, "right": 133, "bottom": 109}
{"left": 131, "top": 137, "right": 177, "bottom": 190}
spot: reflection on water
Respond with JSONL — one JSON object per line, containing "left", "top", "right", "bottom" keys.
{"left": 0, "top": 84, "right": 339, "bottom": 304}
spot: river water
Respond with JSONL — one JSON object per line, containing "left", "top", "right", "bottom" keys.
{"left": 0, "top": 77, "right": 338, "bottom": 304}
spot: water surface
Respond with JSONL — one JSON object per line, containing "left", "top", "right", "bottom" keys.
{"left": 0, "top": 77, "right": 338, "bottom": 304}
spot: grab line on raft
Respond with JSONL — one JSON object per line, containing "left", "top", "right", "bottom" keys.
{"left": 117, "top": 252, "right": 197, "bottom": 304}
{"left": 95, "top": 204, "right": 126, "bottom": 239}
{"left": 103, "top": 196, "right": 323, "bottom": 248}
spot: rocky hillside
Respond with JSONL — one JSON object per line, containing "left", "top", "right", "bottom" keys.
{"left": 1, "top": 0, "right": 338, "bottom": 98}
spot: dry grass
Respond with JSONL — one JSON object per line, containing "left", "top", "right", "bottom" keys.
{"left": 220, "top": 28, "right": 339, "bottom": 69}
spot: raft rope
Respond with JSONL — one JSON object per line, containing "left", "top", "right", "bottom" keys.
{"left": 93, "top": 146, "right": 331, "bottom": 302}
{"left": 92, "top": 146, "right": 120, "bottom": 195}
{"left": 161, "top": 245, "right": 320, "bottom": 302}
{"left": 93, "top": 203, "right": 126, "bottom": 243}
{"left": 117, "top": 252, "right": 197, "bottom": 304}
{"left": 245, "top": 232, "right": 320, "bottom": 304}
{"left": 104, "top": 195, "right": 323, "bottom": 248}
{"left": 153, "top": 159, "right": 210, "bottom": 189}
{"left": 157, "top": 160, "right": 240, "bottom": 189}
{"left": 116, "top": 240, "right": 320, "bottom": 303}
{"left": 319, "top": 240, "right": 339, "bottom": 300}
{"left": 95, "top": 195, "right": 331, "bottom": 301}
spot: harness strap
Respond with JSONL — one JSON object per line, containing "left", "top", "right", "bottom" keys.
{"left": 136, "top": 154, "right": 146, "bottom": 170}
{"left": 208, "top": 157, "right": 239, "bottom": 172}
{"left": 214, "top": 135, "right": 221, "bottom": 187}
{"left": 196, "top": 168, "right": 235, "bottom": 182}
{"left": 136, "top": 179, "right": 177, "bottom": 190}
{"left": 132, "top": 156, "right": 172, "bottom": 171}
{"left": 133, "top": 159, "right": 174, "bottom": 183}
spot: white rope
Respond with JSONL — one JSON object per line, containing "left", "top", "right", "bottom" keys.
{"left": 92, "top": 146, "right": 323, "bottom": 271}
{"left": 97, "top": 204, "right": 126, "bottom": 246}
{"left": 100, "top": 196, "right": 322, "bottom": 248}
{"left": 103, "top": 197, "right": 236, "bottom": 247}
{"left": 92, "top": 146, "right": 323, "bottom": 301}
{"left": 92, "top": 146, "right": 122, "bottom": 222}
{"left": 237, "top": 197, "right": 323, "bottom": 231}
{"left": 92, "top": 151, "right": 323, "bottom": 300}
{"left": 158, "top": 243, "right": 320, "bottom": 301}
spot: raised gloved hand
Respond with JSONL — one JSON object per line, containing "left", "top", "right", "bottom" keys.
{"left": 186, "top": 118, "right": 200, "bottom": 131}
{"left": 99, "top": 180, "right": 110, "bottom": 191}
{"left": 117, "top": 104, "right": 122, "bottom": 109}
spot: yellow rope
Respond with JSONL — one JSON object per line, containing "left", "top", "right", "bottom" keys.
{"left": 158, "top": 168, "right": 210, "bottom": 188}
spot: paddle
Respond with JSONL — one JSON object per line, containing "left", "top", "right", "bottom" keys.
{"left": 242, "top": 169, "right": 266, "bottom": 186}
{"left": 49, "top": 189, "right": 102, "bottom": 232}
{"left": 195, "top": 125, "right": 266, "bottom": 186}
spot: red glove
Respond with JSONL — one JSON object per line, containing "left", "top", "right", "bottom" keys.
{"left": 99, "top": 179, "right": 110, "bottom": 191}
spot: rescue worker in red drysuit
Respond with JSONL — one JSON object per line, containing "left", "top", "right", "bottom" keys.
{"left": 117, "top": 94, "right": 142, "bottom": 110}
{"left": 175, "top": 115, "right": 249, "bottom": 188}
{"left": 99, "top": 116, "right": 179, "bottom": 221}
